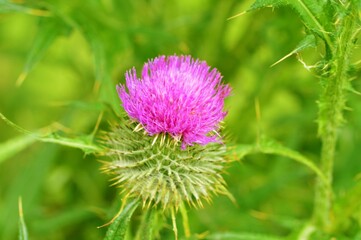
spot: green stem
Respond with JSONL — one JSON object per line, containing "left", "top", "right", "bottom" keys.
{"left": 313, "top": 4, "right": 357, "bottom": 231}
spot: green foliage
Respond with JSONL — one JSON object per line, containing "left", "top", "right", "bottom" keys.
{"left": 246, "top": 0, "right": 361, "bottom": 236}
{"left": 1, "top": 0, "right": 361, "bottom": 239}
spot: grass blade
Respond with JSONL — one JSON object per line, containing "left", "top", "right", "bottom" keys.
{"left": 18, "top": 197, "right": 28, "bottom": 240}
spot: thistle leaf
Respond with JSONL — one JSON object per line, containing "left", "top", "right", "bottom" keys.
{"left": 271, "top": 34, "right": 316, "bottom": 67}
{"left": 229, "top": 136, "right": 327, "bottom": 184}
{"left": 0, "top": 112, "right": 102, "bottom": 154}
{"left": 258, "top": 137, "right": 325, "bottom": 183}
{"left": 39, "top": 133, "right": 102, "bottom": 155}
{"left": 104, "top": 199, "right": 139, "bottom": 240}
{"left": 248, "top": 0, "right": 285, "bottom": 12}
{"left": 247, "top": 0, "right": 333, "bottom": 49}
{"left": 135, "top": 208, "right": 156, "bottom": 240}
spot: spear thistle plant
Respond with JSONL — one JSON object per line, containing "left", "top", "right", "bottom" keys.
{"left": 240, "top": 0, "right": 361, "bottom": 237}
{"left": 101, "top": 55, "right": 231, "bottom": 236}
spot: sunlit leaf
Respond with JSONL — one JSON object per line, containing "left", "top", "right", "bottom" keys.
{"left": 104, "top": 199, "right": 139, "bottom": 240}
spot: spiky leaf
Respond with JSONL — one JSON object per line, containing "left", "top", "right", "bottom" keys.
{"left": 0, "top": 112, "right": 102, "bottom": 154}
{"left": 229, "top": 136, "right": 326, "bottom": 184}
{"left": 247, "top": 0, "right": 334, "bottom": 48}
{"left": 271, "top": 34, "right": 316, "bottom": 67}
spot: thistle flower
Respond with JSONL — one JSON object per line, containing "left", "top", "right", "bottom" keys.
{"left": 117, "top": 55, "right": 231, "bottom": 148}
{"left": 102, "top": 55, "right": 231, "bottom": 211}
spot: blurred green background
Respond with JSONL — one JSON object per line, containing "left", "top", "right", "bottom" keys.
{"left": 1, "top": 0, "right": 361, "bottom": 239}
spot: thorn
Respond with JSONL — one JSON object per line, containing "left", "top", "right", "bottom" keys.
{"left": 133, "top": 123, "right": 143, "bottom": 132}
{"left": 270, "top": 51, "right": 295, "bottom": 67}
{"left": 160, "top": 133, "right": 166, "bottom": 146}
{"left": 227, "top": 11, "right": 247, "bottom": 20}
{"left": 180, "top": 203, "right": 191, "bottom": 238}
{"left": 171, "top": 207, "right": 178, "bottom": 240}
{"left": 212, "top": 130, "right": 221, "bottom": 138}
{"left": 151, "top": 134, "right": 159, "bottom": 146}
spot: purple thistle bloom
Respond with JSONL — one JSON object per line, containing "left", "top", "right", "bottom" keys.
{"left": 117, "top": 55, "right": 231, "bottom": 148}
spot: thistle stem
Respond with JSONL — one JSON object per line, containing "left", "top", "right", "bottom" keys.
{"left": 313, "top": 5, "right": 357, "bottom": 231}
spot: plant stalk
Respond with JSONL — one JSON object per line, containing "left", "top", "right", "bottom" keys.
{"left": 313, "top": 4, "right": 357, "bottom": 231}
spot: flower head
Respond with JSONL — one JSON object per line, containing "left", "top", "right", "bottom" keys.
{"left": 102, "top": 55, "right": 232, "bottom": 212}
{"left": 117, "top": 55, "right": 231, "bottom": 148}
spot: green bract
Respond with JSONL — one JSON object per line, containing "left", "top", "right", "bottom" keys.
{"left": 101, "top": 120, "right": 229, "bottom": 210}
